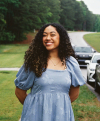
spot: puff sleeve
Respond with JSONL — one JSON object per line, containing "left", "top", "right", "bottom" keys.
{"left": 14, "top": 65, "right": 35, "bottom": 90}
{"left": 66, "top": 56, "right": 86, "bottom": 87}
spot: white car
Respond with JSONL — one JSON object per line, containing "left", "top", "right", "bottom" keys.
{"left": 85, "top": 53, "right": 100, "bottom": 84}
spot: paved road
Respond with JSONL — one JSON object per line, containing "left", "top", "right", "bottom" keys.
{"left": 0, "top": 68, "right": 19, "bottom": 71}
{"left": 68, "top": 32, "right": 95, "bottom": 46}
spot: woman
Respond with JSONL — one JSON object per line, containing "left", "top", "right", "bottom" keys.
{"left": 14, "top": 23, "right": 85, "bottom": 121}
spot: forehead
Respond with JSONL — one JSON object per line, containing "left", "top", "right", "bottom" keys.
{"left": 43, "top": 25, "right": 57, "bottom": 33}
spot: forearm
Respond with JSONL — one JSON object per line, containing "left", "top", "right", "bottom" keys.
{"left": 69, "top": 86, "right": 80, "bottom": 103}
{"left": 15, "top": 87, "right": 27, "bottom": 104}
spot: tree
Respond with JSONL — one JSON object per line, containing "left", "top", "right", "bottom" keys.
{"left": 86, "top": 11, "right": 95, "bottom": 31}
{"left": 94, "top": 15, "right": 100, "bottom": 32}
{"left": 0, "top": 13, "right": 6, "bottom": 32}
{"left": 74, "top": 1, "right": 84, "bottom": 30}
{"left": 0, "top": 0, "right": 17, "bottom": 43}
{"left": 1, "top": 0, "right": 52, "bottom": 41}
{"left": 45, "top": 0, "right": 61, "bottom": 23}
{"left": 59, "top": 0, "right": 76, "bottom": 30}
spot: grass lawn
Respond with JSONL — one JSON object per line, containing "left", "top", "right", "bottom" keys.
{"left": 72, "top": 86, "right": 100, "bottom": 121}
{"left": 84, "top": 32, "right": 100, "bottom": 52}
{"left": 0, "top": 44, "right": 28, "bottom": 67}
{"left": 0, "top": 71, "right": 100, "bottom": 121}
{"left": 0, "top": 71, "right": 23, "bottom": 121}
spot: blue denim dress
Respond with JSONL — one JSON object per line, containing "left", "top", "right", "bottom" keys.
{"left": 14, "top": 56, "right": 85, "bottom": 121}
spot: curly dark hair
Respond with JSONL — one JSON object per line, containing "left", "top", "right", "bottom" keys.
{"left": 24, "top": 23, "right": 75, "bottom": 77}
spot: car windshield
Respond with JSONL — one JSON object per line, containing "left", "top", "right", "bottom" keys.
{"left": 74, "top": 47, "right": 92, "bottom": 53}
{"left": 92, "top": 55, "right": 100, "bottom": 63}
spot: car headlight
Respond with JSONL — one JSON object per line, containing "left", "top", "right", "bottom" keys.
{"left": 89, "top": 55, "right": 92, "bottom": 57}
{"left": 89, "top": 68, "right": 95, "bottom": 71}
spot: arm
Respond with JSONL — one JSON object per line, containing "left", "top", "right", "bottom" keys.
{"left": 15, "top": 87, "right": 27, "bottom": 105}
{"left": 69, "top": 85, "right": 80, "bottom": 103}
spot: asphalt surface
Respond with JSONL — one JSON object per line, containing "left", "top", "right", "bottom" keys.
{"left": 68, "top": 32, "right": 95, "bottom": 46}
{"left": 0, "top": 68, "right": 19, "bottom": 71}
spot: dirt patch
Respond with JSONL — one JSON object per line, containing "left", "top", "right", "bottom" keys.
{"left": 13, "top": 33, "right": 35, "bottom": 44}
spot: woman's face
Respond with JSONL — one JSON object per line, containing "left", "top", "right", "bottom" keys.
{"left": 42, "top": 25, "right": 60, "bottom": 51}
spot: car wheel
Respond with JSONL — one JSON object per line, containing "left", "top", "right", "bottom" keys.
{"left": 95, "top": 78, "right": 99, "bottom": 93}
{"left": 87, "top": 75, "right": 90, "bottom": 84}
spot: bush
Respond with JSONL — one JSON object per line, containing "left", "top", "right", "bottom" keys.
{"left": 0, "top": 31, "right": 15, "bottom": 44}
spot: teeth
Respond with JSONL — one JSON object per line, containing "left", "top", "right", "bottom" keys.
{"left": 46, "top": 43, "right": 52, "bottom": 45}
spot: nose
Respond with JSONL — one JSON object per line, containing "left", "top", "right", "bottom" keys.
{"left": 46, "top": 35, "right": 51, "bottom": 40}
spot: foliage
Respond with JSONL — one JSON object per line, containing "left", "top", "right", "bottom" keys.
{"left": 86, "top": 11, "right": 95, "bottom": 31}
{"left": 59, "top": 0, "right": 76, "bottom": 30}
{"left": 0, "top": 0, "right": 100, "bottom": 43}
{"left": 0, "top": 13, "right": 6, "bottom": 31}
{"left": 74, "top": 1, "right": 84, "bottom": 30}
{"left": 0, "top": 31, "right": 15, "bottom": 43}
{"left": 45, "top": 0, "right": 61, "bottom": 23}
{"left": 94, "top": 15, "right": 100, "bottom": 32}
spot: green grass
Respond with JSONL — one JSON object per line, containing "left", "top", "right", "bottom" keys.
{"left": 72, "top": 85, "right": 100, "bottom": 121}
{"left": 0, "top": 71, "right": 23, "bottom": 121}
{"left": 84, "top": 32, "right": 100, "bottom": 52}
{"left": 0, "top": 54, "right": 25, "bottom": 67}
{"left": 0, "top": 44, "right": 28, "bottom": 67}
{"left": 0, "top": 71, "right": 100, "bottom": 121}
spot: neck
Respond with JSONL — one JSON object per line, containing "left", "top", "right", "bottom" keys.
{"left": 48, "top": 50, "right": 59, "bottom": 59}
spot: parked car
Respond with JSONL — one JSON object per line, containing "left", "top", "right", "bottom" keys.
{"left": 73, "top": 46, "right": 96, "bottom": 67}
{"left": 94, "top": 59, "right": 100, "bottom": 93}
{"left": 85, "top": 53, "right": 100, "bottom": 84}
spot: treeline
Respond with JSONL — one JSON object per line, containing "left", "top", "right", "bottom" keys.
{"left": 0, "top": 0, "right": 100, "bottom": 43}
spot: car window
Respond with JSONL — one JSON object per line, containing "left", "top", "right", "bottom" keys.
{"left": 74, "top": 47, "right": 92, "bottom": 53}
{"left": 92, "top": 55, "right": 100, "bottom": 63}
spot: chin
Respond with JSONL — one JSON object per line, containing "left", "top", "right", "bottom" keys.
{"left": 46, "top": 47, "right": 58, "bottom": 51}
{"left": 46, "top": 48, "right": 53, "bottom": 51}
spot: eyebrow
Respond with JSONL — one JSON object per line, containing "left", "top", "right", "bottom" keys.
{"left": 43, "top": 31, "right": 56, "bottom": 34}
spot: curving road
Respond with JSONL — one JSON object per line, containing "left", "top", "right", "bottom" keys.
{"left": 68, "top": 32, "right": 94, "bottom": 46}
{"left": 68, "top": 32, "right": 100, "bottom": 101}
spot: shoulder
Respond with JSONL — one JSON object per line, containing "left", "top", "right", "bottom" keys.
{"left": 66, "top": 56, "right": 86, "bottom": 87}
{"left": 66, "top": 56, "right": 78, "bottom": 67}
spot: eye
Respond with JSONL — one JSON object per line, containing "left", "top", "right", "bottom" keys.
{"left": 51, "top": 34, "right": 55, "bottom": 37}
{"left": 43, "top": 35, "right": 47, "bottom": 37}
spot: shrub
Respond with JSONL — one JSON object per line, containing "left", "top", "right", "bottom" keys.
{"left": 0, "top": 31, "right": 15, "bottom": 44}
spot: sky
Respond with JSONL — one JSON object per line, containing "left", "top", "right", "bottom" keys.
{"left": 76, "top": 0, "right": 100, "bottom": 15}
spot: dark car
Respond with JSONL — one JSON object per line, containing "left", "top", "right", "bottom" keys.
{"left": 94, "top": 59, "right": 100, "bottom": 93}
{"left": 73, "top": 46, "right": 96, "bottom": 67}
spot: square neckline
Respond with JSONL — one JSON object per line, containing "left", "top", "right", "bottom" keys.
{"left": 46, "top": 68, "right": 67, "bottom": 72}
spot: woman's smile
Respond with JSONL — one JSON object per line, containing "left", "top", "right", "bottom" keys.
{"left": 45, "top": 42, "right": 53, "bottom": 46}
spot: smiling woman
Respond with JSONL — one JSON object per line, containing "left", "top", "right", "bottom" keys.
{"left": 14, "top": 23, "right": 85, "bottom": 121}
